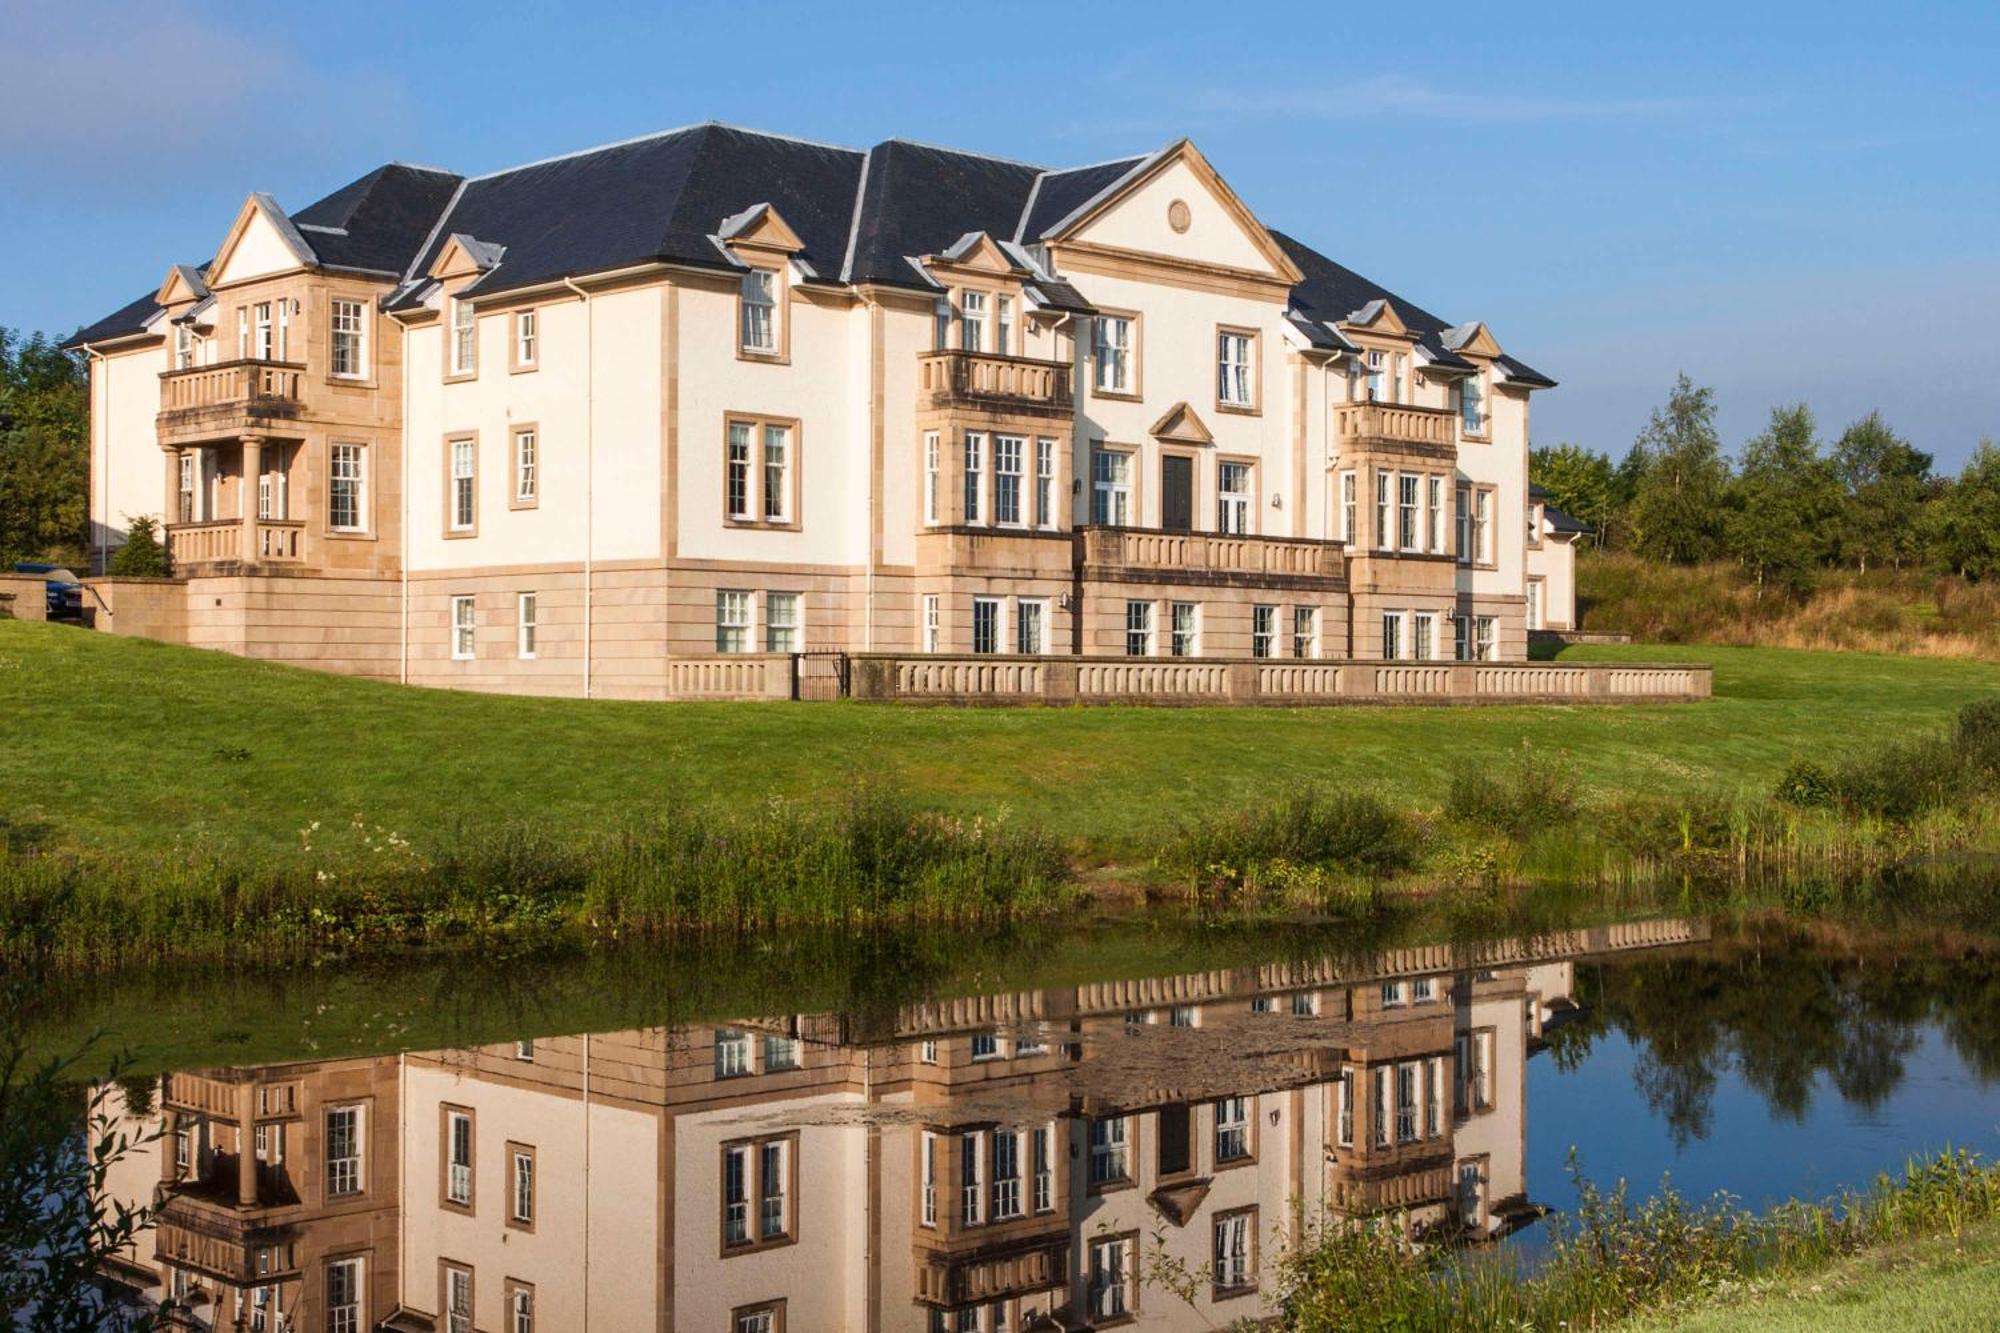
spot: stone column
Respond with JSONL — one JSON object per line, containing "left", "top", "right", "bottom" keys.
{"left": 236, "top": 1083, "right": 257, "bottom": 1206}
{"left": 160, "top": 1107, "right": 180, "bottom": 1184}
{"left": 162, "top": 449, "right": 182, "bottom": 528}
{"left": 239, "top": 435, "right": 263, "bottom": 566}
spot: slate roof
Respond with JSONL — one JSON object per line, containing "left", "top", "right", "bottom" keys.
{"left": 70, "top": 121, "right": 1552, "bottom": 389}
{"left": 66, "top": 290, "right": 164, "bottom": 348}
{"left": 1529, "top": 484, "right": 1592, "bottom": 536}
{"left": 292, "top": 163, "right": 464, "bottom": 275}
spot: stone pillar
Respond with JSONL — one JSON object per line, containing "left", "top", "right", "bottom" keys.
{"left": 236, "top": 1083, "right": 257, "bottom": 1206}
{"left": 162, "top": 449, "right": 182, "bottom": 528}
{"left": 239, "top": 435, "right": 263, "bottom": 565}
{"left": 160, "top": 1108, "right": 180, "bottom": 1184}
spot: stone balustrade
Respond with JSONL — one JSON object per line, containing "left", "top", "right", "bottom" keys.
{"left": 1333, "top": 400, "right": 1457, "bottom": 449}
{"left": 1079, "top": 525, "right": 1344, "bottom": 578}
{"left": 917, "top": 349, "right": 1073, "bottom": 415}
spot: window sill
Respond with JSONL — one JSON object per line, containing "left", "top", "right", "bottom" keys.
{"left": 443, "top": 369, "right": 477, "bottom": 385}
{"left": 509, "top": 496, "right": 540, "bottom": 512}
{"left": 723, "top": 517, "right": 803, "bottom": 533}
{"left": 1215, "top": 401, "right": 1260, "bottom": 417}
{"left": 1212, "top": 1282, "right": 1259, "bottom": 1302}
{"left": 720, "top": 1233, "right": 797, "bottom": 1259}
{"left": 325, "top": 529, "right": 376, "bottom": 542}
{"left": 325, "top": 374, "right": 377, "bottom": 391}
{"left": 1213, "top": 1154, "right": 1257, "bottom": 1173}
{"left": 1091, "top": 388, "right": 1141, "bottom": 403}
{"left": 443, "top": 529, "right": 479, "bottom": 541}
{"left": 736, "top": 347, "right": 790, "bottom": 366}
{"left": 509, "top": 361, "right": 539, "bottom": 376}
{"left": 1087, "top": 1178, "right": 1135, "bottom": 1197}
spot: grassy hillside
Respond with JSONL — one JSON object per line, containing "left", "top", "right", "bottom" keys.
{"left": 1579, "top": 548, "right": 2000, "bottom": 658}
{"left": 3, "top": 619, "right": 1996, "bottom": 862}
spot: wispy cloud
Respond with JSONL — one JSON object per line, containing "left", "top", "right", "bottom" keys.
{"left": 0, "top": 3, "right": 407, "bottom": 204}
{"left": 1199, "top": 75, "right": 1704, "bottom": 123}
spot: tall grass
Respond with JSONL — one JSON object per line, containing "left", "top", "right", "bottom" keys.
{"left": 0, "top": 789, "right": 1073, "bottom": 968}
{"left": 1272, "top": 1148, "right": 2000, "bottom": 1331}
{"left": 1152, "top": 786, "right": 1416, "bottom": 912}
{"left": 1579, "top": 548, "right": 2000, "bottom": 658}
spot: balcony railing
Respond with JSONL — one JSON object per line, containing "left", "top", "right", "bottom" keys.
{"left": 919, "top": 350, "right": 1073, "bottom": 415}
{"left": 160, "top": 359, "right": 306, "bottom": 414}
{"left": 1334, "top": 401, "right": 1456, "bottom": 449}
{"left": 166, "top": 517, "right": 307, "bottom": 569}
{"left": 1079, "top": 525, "right": 1345, "bottom": 578}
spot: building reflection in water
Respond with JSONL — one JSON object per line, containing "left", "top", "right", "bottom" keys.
{"left": 102, "top": 918, "right": 1705, "bottom": 1331}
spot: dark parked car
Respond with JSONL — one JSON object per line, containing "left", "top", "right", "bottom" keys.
{"left": 11, "top": 563, "right": 84, "bottom": 620}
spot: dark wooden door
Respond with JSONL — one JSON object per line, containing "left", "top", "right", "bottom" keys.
{"left": 1161, "top": 455, "right": 1193, "bottom": 532}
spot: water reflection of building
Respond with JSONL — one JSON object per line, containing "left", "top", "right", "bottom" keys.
{"left": 102, "top": 918, "right": 1703, "bottom": 1330}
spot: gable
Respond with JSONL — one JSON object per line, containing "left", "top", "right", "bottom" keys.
{"left": 429, "top": 233, "right": 504, "bottom": 282}
{"left": 1057, "top": 147, "right": 1301, "bottom": 283}
{"left": 1149, "top": 401, "right": 1215, "bottom": 446}
{"left": 1341, "top": 299, "right": 1411, "bottom": 340}
{"left": 720, "top": 202, "right": 806, "bottom": 256}
{"left": 1446, "top": 321, "right": 1504, "bottom": 359}
{"left": 209, "top": 196, "right": 314, "bottom": 288}
{"left": 929, "top": 231, "right": 1020, "bottom": 278}
{"left": 155, "top": 264, "right": 206, "bottom": 308}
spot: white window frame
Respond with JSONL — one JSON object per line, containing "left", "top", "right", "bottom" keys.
{"left": 450, "top": 298, "right": 475, "bottom": 376}
{"left": 1034, "top": 438, "right": 1056, "bottom": 528}
{"left": 995, "top": 294, "right": 1014, "bottom": 355}
{"left": 1398, "top": 472, "right": 1420, "bottom": 551}
{"left": 971, "top": 597, "right": 1002, "bottom": 655}
{"left": 762, "top": 423, "right": 791, "bottom": 523}
{"left": 1292, "top": 606, "right": 1317, "bottom": 659}
{"left": 993, "top": 435, "right": 1024, "bottom": 527}
{"left": 924, "top": 433, "right": 940, "bottom": 526}
{"left": 1414, "top": 611, "right": 1436, "bottom": 661}
{"left": 1124, "top": 601, "right": 1154, "bottom": 658}
{"left": 326, "top": 1257, "right": 362, "bottom": 1333}
{"left": 450, "top": 596, "right": 476, "bottom": 662}
{"left": 922, "top": 594, "right": 941, "bottom": 653}
{"left": 1375, "top": 471, "right": 1392, "bottom": 551}
{"left": 1092, "top": 315, "right": 1131, "bottom": 394}
{"left": 514, "top": 428, "right": 537, "bottom": 505}
{"left": 963, "top": 432, "right": 984, "bottom": 525}
{"left": 1016, "top": 598, "right": 1047, "bottom": 655}
{"left": 1170, "top": 602, "right": 1199, "bottom": 658}
{"left": 727, "top": 422, "right": 753, "bottom": 522}
{"left": 959, "top": 290, "right": 987, "bottom": 352}
{"left": 330, "top": 299, "right": 367, "bottom": 379}
{"left": 1218, "top": 461, "right": 1251, "bottom": 535}
{"left": 326, "top": 1106, "right": 362, "bottom": 1197}
{"left": 1381, "top": 610, "right": 1405, "bottom": 661}
{"left": 715, "top": 1028, "right": 751, "bottom": 1078}
{"left": 512, "top": 1148, "right": 534, "bottom": 1223}
{"left": 715, "top": 592, "right": 752, "bottom": 654}
{"left": 517, "top": 592, "right": 537, "bottom": 660}
{"left": 173, "top": 323, "right": 194, "bottom": 371}
{"left": 515, "top": 308, "right": 538, "bottom": 368}
{"left": 920, "top": 1131, "right": 938, "bottom": 1228}
{"left": 446, "top": 1110, "right": 473, "bottom": 1206}
{"left": 1214, "top": 1211, "right": 1252, "bottom": 1290}
{"left": 1217, "top": 330, "right": 1254, "bottom": 407}
{"left": 1456, "top": 482, "right": 1474, "bottom": 565}
{"left": 1092, "top": 448, "right": 1132, "bottom": 526}
{"left": 1251, "top": 604, "right": 1276, "bottom": 660}
{"left": 765, "top": 591, "right": 800, "bottom": 653}
{"left": 1339, "top": 470, "right": 1357, "bottom": 545}
{"left": 1088, "top": 1236, "right": 1133, "bottom": 1319}
{"left": 1427, "top": 475, "right": 1445, "bottom": 553}
{"left": 1475, "top": 615, "right": 1496, "bottom": 662}
{"left": 1215, "top": 1095, "right": 1249, "bottom": 1163}
{"left": 449, "top": 438, "right": 476, "bottom": 533}
{"left": 740, "top": 268, "right": 778, "bottom": 354}
{"left": 1460, "top": 370, "right": 1487, "bottom": 436}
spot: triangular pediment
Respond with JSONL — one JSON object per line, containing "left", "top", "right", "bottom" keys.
{"left": 1150, "top": 401, "right": 1216, "bottom": 446}
{"left": 1049, "top": 140, "right": 1304, "bottom": 285}
{"left": 930, "top": 231, "right": 1021, "bottom": 276}
{"left": 1148, "top": 1178, "right": 1213, "bottom": 1227}
{"left": 208, "top": 194, "right": 316, "bottom": 289}
{"left": 156, "top": 264, "right": 209, "bottom": 308}
{"left": 1341, "top": 299, "right": 1410, "bottom": 339}
{"left": 719, "top": 202, "right": 805, "bottom": 255}
{"left": 1443, "top": 320, "right": 1503, "bottom": 359}
{"left": 429, "top": 233, "right": 506, "bottom": 282}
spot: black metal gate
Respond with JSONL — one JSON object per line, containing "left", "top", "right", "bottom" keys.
{"left": 791, "top": 652, "right": 850, "bottom": 701}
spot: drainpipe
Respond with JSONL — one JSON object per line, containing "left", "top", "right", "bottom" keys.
{"left": 399, "top": 316, "right": 411, "bottom": 684}
{"left": 563, "top": 276, "right": 595, "bottom": 698}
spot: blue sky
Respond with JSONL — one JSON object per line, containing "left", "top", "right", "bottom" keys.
{"left": 5, "top": 1, "right": 1997, "bottom": 464}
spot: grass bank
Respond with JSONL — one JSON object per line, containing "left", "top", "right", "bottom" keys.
{"left": 1578, "top": 548, "right": 2000, "bottom": 658}
{"left": 1268, "top": 1150, "right": 2000, "bottom": 1331}
{"left": 5, "top": 621, "right": 2000, "bottom": 965}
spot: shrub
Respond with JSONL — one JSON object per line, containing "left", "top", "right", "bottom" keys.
{"left": 1828, "top": 733, "right": 1967, "bottom": 823}
{"left": 1603, "top": 792, "right": 1736, "bottom": 861}
{"left": 1773, "top": 759, "right": 1835, "bottom": 808}
{"left": 107, "top": 516, "right": 167, "bottom": 577}
{"left": 1445, "top": 742, "right": 1579, "bottom": 839}
{"left": 1157, "top": 786, "right": 1416, "bottom": 890}
{"left": 1954, "top": 698, "right": 2000, "bottom": 778}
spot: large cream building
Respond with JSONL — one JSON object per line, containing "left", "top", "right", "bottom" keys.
{"left": 69, "top": 121, "right": 1579, "bottom": 702}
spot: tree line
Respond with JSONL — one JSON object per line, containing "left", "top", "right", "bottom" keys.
{"left": 0, "top": 327, "right": 89, "bottom": 570}
{"left": 1533, "top": 373, "right": 2000, "bottom": 594}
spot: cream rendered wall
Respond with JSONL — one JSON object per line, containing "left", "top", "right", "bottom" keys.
{"left": 1459, "top": 385, "right": 1531, "bottom": 604}
{"left": 878, "top": 302, "right": 935, "bottom": 570}
{"left": 1075, "top": 274, "right": 1296, "bottom": 537}
{"left": 1456, "top": 993, "right": 1528, "bottom": 1238}
{"left": 91, "top": 342, "right": 168, "bottom": 556}
{"left": 401, "top": 1061, "right": 660, "bottom": 1329}
{"left": 1070, "top": 158, "right": 1277, "bottom": 277}
{"left": 1527, "top": 532, "right": 1577, "bottom": 629}
{"left": 674, "top": 282, "right": 861, "bottom": 569}
{"left": 671, "top": 1092, "right": 865, "bottom": 1332}
{"left": 405, "top": 289, "right": 662, "bottom": 572}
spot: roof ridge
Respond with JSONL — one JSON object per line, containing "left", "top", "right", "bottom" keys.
{"left": 876, "top": 136, "right": 1045, "bottom": 171}
{"left": 464, "top": 120, "right": 864, "bottom": 185}
{"left": 383, "top": 160, "right": 461, "bottom": 177}
{"left": 837, "top": 147, "right": 875, "bottom": 284}
{"left": 400, "top": 177, "right": 470, "bottom": 284}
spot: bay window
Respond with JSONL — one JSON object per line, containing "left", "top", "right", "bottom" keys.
{"left": 994, "top": 435, "right": 1023, "bottom": 525}
{"left": 963, "top": 432, "right": 984, "bottom": 524}
{"left": 1035, "top": 438, "right": 1056, "bottom": 527}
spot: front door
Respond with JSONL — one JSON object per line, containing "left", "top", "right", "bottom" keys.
{"left": 1160, "top": 455, "right": 1193, "bottom": 532}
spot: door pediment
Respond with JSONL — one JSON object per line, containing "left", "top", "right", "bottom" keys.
{"left": 1150, "top": 401, "right": 1215, "bottom": 447}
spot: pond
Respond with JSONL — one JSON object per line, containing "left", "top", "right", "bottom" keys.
{"left": 38, "top": 904, "right": 2000, "bottom": 1330}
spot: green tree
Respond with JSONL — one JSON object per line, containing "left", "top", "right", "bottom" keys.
{"left": 1832, "top": 412, "right": 1932, "bottom": 572}
{"left": 1530, "top": 443, "right": 1615, "bottom": 539}
{"left": 1626, "top": 374, "right": 1730, "bottom": 564}
{"left": 0, "top": 328, "right": 90, "bottom": 569}
{"left": 1722, "top": 404, "right": 1843, "bottom": 596}
{"left": 1924, "top": 441, "right": 2000, "bottom": 580}
{"left": 108, "top": 516, "right": 167, "bottom": 577}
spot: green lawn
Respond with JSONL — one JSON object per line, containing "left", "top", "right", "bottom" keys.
{"left": 2, "top": 621, "right": 1995, "bottom": 860}
{"left": 1633, "top": 1222, "right": 2000, "bottom": 1331}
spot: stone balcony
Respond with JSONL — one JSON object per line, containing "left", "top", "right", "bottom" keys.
{"left": 1333, "top": 401, "right": 1458, "bottom": 459}
{"left": 166, "top": 517, "right": 306, "bottom": 572}
{"left": 1078, "top": 525, "right": 1347, "bottom": 583}
{"left": 152, "top": 1185, "right": 301, "bottom": 1287}
{"left": 914, "top": 1228, "right": 1069, "bottom": 1307}
{"left": 157, "top": 359, "right": 306, "bottom": 449}
{"left": 918, "top": 350, "right": 1073, "bottom": 419}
